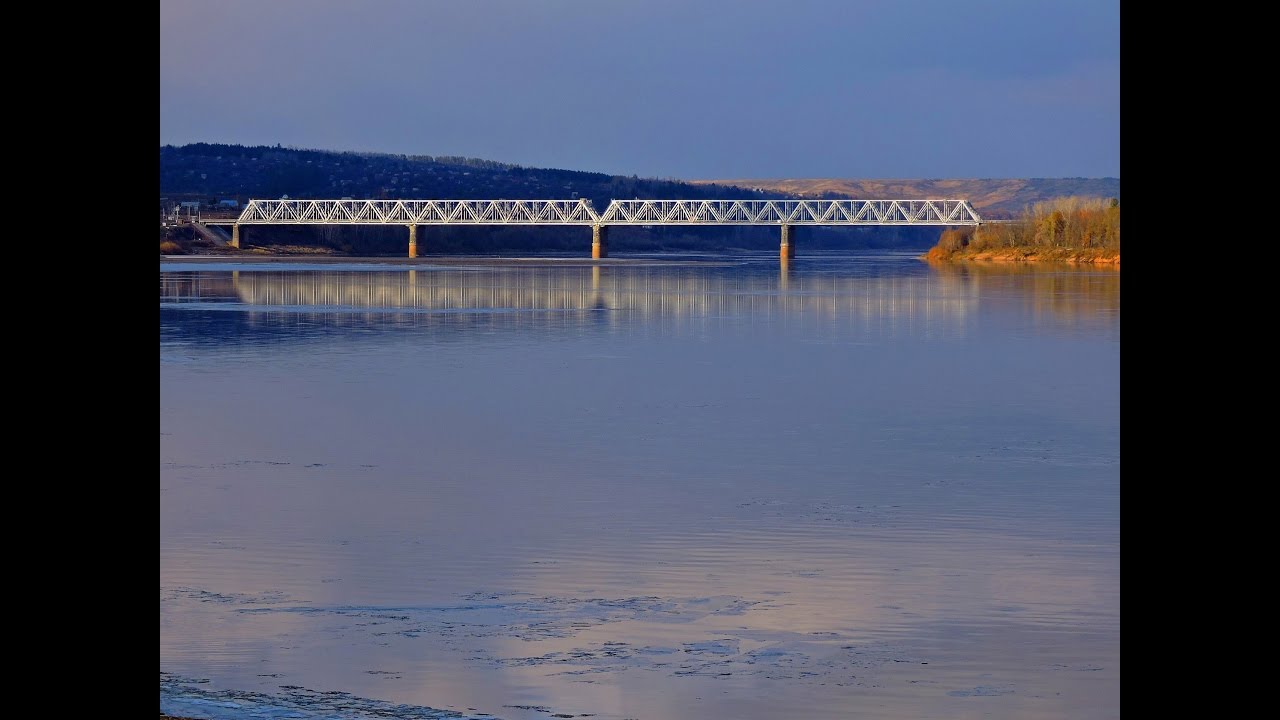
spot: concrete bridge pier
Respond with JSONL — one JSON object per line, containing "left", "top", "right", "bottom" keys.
{"left": 231, "top": 224, "right": 241, "bottom": 249}
{"left": 408, "top": 224, "right": 419, "bottom": 258}
{"left": 592, "top": 224, "right": 609, "bottom": 259}
{"left": 780, "top": 224, "right": 795, "bottom": 259}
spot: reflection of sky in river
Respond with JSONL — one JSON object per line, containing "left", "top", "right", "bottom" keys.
{"left": 161, "top": 254, "right": 1119, "bottom": 720}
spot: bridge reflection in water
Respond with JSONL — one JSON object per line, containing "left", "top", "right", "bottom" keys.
{"left": 160, "top": 261, "right": 1120, "bottom": 343}
{"left": 160, "top": 262, "right": 987, "bottom": 337}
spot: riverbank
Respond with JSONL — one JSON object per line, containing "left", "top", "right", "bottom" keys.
{"left": 923, "top": 197, "right": 1119, "bottom": 266}
{"left": 160, "top": 254, "right": 734, "bottom": 267}
{"left": 922, "top": 245, "right": 1120, "bottom": 265}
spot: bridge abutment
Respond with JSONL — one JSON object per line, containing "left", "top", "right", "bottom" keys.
{"left": 408, "top": 224, "right": 418, "bottom": 258}
{"left": 780, "top": 224, "right": 795, "bottom": 259}
{"left": 231, "top": 224, "right": 240, "bottom": 249}
{"left": 592, "top": 224, "right": 609, "bottom": 259}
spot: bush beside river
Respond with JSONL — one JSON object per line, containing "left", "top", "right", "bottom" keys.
{"left": 925, "top": 197, "right": 1119, "bottom": 265}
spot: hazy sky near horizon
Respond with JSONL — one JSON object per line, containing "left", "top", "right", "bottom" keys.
{"left": 160, "top": 0, "right": 1118, "bottom": 179}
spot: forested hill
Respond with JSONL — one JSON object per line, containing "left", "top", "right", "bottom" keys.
{"left": 159, "top": 143, "right": 1113, "bottom": 254}
{"left": 162, "top": 144, "right": 1118, "bottom": 219}
{"left": 159, "top": 144, "right": 773, "bottom": 205}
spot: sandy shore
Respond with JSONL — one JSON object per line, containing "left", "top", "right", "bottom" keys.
{"left": 923, "top": 246, "right": 1120, "bottom": 265}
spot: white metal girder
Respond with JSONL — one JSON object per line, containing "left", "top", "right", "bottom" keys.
{"left": 236, "top": 198, "right": 982, "bottom": 226}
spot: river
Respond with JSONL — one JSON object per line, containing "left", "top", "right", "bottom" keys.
{"left": 160, "top": 252, "right": 1119, "bottom": 720}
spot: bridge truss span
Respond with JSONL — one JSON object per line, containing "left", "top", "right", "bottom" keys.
{"left": 229, "top": 197, "right": 981, "bottom": 258}
{"left": 237, "top": 199, "right": 599, "bottom": 225}
{"left": 236, "top": 198, "right": 982, "bottom": 226}
{"left": 598, "top": 199, "right": 980, "bottom": 225}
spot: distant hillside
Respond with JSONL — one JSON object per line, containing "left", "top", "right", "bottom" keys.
{"left": 160, "top": 144, "right": 1107, "bottom": 254}
{"left": 691, "top": 178, "right": 1120, "bottom": 217}
{"left": 158, "top": 143, "right": 945, "bottom": 255}
{"left": 160, "top": 143, "right": 772, "bottom": 208}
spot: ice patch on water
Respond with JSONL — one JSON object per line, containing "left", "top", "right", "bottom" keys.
{"left": 233, "top": 593, "right": 760, "bottom": 642}
{"left": 160, "top": 672, "right": 483, "bottom": 719}
{"left": 166, "top": 589, "right": 926, "bottom": 688}
{"left": 683, "top": 639, "right": 739, "bottom": 655}
{"left": 947, "top": 684, "right": 1015, "bottom": 697}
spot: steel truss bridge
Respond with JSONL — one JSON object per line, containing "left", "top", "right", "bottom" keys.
{"left": 222, "top": 198, "right": 982, "bottom": 258}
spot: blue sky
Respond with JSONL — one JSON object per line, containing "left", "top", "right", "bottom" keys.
{"left": 160, "top": 0, "right": 1118, "bottom": 179}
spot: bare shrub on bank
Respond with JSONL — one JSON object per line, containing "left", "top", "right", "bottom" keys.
{"left": 965, "top": 196, "right": 1119, "bottom": 252}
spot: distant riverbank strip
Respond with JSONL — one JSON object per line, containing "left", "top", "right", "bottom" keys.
{"left": 924, "top": 197, "right": 1119, "bottom": 265}
{"left": 160, "top": 255, "right": 736, "bottom": 268}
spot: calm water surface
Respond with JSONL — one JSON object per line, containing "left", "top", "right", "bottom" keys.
{"left": 160, "top": 252, "right": 1119, "bottom": 720}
